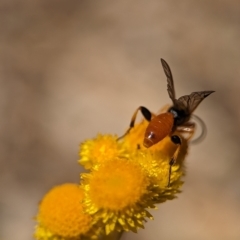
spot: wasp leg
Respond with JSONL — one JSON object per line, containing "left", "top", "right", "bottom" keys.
{"left": 176, "top": 122, "right": 196, "bottom": 141}
{"left": 118, "top": 106, "right": 153, "bottom": 140}
{"left": 168, "top": 135, "right": 182, "bottom": 187}
{"left": 177, "top": 115, "right": 207, "bottom": 144}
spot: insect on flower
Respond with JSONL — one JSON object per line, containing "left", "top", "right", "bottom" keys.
{"left": 120, "top": 59, "right": 214, "bottom": 187}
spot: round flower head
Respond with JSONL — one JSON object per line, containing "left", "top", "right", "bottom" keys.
{"left": 81, "top": 158, "right": 155, "bottom": 235}
{"left": 34, "top": 183, "right": 93, "bottom": 240}
{"left": 78, "top": 109, "right": 189, "bottom": 235}
{"left": 79, "top": 134, "right": 127, "bottom": 169}
{"left": 79, "top": 120, "right": 188, "bottom": 235}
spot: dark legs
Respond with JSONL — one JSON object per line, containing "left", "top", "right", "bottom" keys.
{"left": 118, "top": 106, "right": 153, "bottom": 140}
{"left": 168, "top": 135, "right": 182, "bottom": 187}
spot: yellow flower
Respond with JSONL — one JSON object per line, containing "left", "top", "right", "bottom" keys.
{"left": 79, "top": 134, "right": 127, "bottom": 169}
{"left": 34, "top": 183, "right": 93, "bottom": 240}
{"left": 79, "top": 117, "right": 189, "bottom": 235}
{"left": 81, "top": 158, "right": 155, "bottom": 235}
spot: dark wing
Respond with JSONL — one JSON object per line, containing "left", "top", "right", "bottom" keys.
{"left": 175, "top": 91, "right": 215, "bottom": 113}
{"left": 160, "top": 58, "right": 176, "bottom": 103}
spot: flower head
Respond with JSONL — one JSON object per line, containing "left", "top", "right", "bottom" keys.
{"left": 81, "top": 158, "right": 155, "bottom": 234}
{"left": 34, "top": 183, "right": 93, "bottom": 240}
{"left": 78, "top": 115, "right": 189, "bottom": 235}
{"left": 79, "top": 134, "right": 127, "bottom": 169}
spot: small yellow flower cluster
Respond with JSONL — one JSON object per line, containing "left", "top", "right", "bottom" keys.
{"left": 34, "top": 119, "right": 188, "bottom": 240}
{"left": 34, "top": 183, "right": 97, "bottom": 240}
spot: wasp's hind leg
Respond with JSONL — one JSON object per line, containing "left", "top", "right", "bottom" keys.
{"left": 177, "top": 115, "right": 207, "bottom": 144}
{"left": 168, "top": 135, "right": 182, "bottom": 187}
{"left": 118, "top": 106, "right": 153, "bottom": 140}
{"left": 176, "top": 122, "right": 196, "bottom": 141}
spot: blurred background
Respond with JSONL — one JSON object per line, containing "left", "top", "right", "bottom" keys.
{"left": 1, "top": 0, "right": 240, "bottom": 239}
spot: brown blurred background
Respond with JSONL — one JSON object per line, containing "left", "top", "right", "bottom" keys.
{"left": 1, "top": 0, "right": 240, "bottom": 239}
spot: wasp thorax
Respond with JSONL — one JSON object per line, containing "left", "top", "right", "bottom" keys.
{"left": 168, "top": 107, "right": 189, "bottom": 126}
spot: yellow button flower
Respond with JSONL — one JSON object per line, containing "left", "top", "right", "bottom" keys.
{"left": 79, "top": 134, "right": 128, "bottom": 169}
{"left": 81, "top": 158, "right": 155, "bottom": 235}
{"left": 78, "top": 116, "right": 189, "bottom": 236}
{"left": 34, "top": 183, "right": 93, "bottom": 240}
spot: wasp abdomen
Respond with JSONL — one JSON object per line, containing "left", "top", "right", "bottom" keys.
{"left": 143, "top": 112, "right": 174, "bottom": 148}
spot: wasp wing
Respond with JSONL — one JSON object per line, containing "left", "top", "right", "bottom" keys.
{"left": 161, "top": 58, "right": 176, "bottom": 104}
{"left": 175, "top": 91, "right": 215, "bottom": 113}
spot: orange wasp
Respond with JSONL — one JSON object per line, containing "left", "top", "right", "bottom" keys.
{"left": 121, "top": 59, "right": 214, "bottom": 187}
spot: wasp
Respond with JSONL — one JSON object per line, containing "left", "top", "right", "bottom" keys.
{"left": 120, "top": 59, "right": 214, "bottom": 187}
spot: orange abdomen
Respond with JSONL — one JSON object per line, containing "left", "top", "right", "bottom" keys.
{"left": 143, "top": 112, "right": 174, "bottom": 148}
